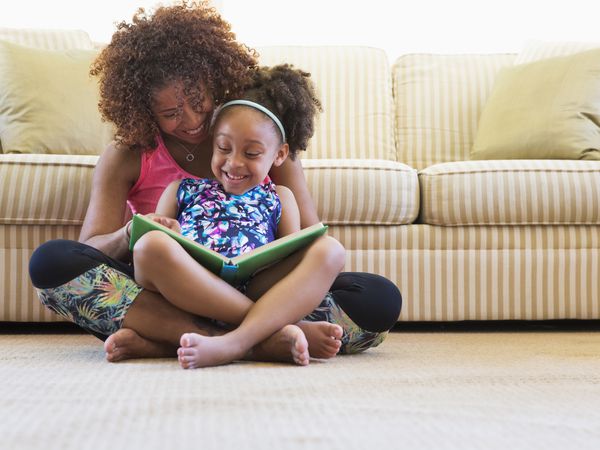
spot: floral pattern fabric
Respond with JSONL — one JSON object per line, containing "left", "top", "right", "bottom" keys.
{"left": 36, "top": 263, "right": 142, "bottom": 337}
{"left": 303, "top": 292, "right": 387, "bottom": 354}
{"left": 177, "top": 177, "right": 281, "bottom": 259}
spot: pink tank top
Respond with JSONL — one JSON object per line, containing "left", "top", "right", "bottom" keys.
{"left": 127, "top": 134, "right": 198, "bottom": 215}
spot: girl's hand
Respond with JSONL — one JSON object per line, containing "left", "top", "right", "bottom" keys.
{"left": 146, "top": 214, "right": 181, "bottom": 233}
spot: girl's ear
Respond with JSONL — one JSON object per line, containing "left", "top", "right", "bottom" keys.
{"left": 272, "top": 143, "right": 289, "bottom": 167}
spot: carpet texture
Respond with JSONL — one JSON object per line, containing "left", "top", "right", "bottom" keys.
{"left": 1, "top": 330, "right": 600, "bottom": 449}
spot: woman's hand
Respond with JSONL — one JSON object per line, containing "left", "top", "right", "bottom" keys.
{"left": 146, "top": 214, "right": 181, "bottom": 233}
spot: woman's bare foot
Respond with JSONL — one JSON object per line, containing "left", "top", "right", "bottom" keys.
{"left": 297, "top": 321, "right": 343, "bottom": 358}
{"left": 247, "top": 324, "right": 310, "bottom": 366}
{"left": 104, "top": 328, "right": 175, "bottom": 362}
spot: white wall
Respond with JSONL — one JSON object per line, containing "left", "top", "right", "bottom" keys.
{"left": 0, "top": 0, "right": 158, "bottom": 42}
{"left": 0, "top": 0, "right": 597, "bottom": 58}
{"left": 222, "top": 0, "right": 599, "bottom": 58}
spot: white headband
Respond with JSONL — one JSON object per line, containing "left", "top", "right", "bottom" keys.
{"left": 218, "top": 99, "right": 286, "bottom": 142}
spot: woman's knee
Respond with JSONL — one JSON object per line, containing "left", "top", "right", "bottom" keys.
{"left": 29, "top": 239, "right": 99, "bottom": 288}
{"left": 331, "top": 272, "right": 402, "bottom": 332}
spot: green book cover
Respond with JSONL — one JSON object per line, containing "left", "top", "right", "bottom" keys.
{"left": 128, "top": 214, "right": 328, "bottom": 285}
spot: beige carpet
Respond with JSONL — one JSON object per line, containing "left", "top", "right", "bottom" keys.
{"left": 1, "top": 329, "right": 600, "bottom": 449}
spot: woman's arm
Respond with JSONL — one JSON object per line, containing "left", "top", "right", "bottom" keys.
{"left": 275, "top": 185, "right": 301, "bottom": 238}
{"left": 269, "top": 156, "right": 319, "bottom": 228}
{"left": 79, "top": 142, "right": 140, "bottom": 260}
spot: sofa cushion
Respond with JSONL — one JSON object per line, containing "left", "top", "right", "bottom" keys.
{"left": 0, "top": 155, "right": 418, "bottom": 227}
{"left": 0, "top": 41, "right": 113, "bottom": 155}
{"left": 471, "top": 49, "right": 600, "bottom": 161}
{"left": 0, "top": 28, "right": 94, "bottom": 154}
{"left": 419, "top": 160, "right": 600, "bottom": 226}
{"left": 258, "top": 46, "right": 395, "bottom": 161}
{"left": 303, "top": 159, "right": 419, "bottom": 225}
{"left": 392, "top": 53, "right": 515, "bottom": 170}
{"left": 0, "top": 154, "right": 98, "bottom": 225}
{"left": 515, "top": 39, "right": 599, "bottom": 64}
{"left": 0, "top": 27, "right": 93, "bottom": 51}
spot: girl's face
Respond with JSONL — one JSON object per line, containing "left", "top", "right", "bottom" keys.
{"left": 151, "top": 81, "right": 214, "bottom": 145}
{"left": 212, "top": 107, "right": 288, "bottom": 195}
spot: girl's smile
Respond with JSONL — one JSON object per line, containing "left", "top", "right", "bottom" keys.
{"left": 212, "top": 107, "right": 288, "bottom": 195}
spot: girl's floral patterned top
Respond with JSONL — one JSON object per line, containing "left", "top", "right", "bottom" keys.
{"left": 176, "top": 177, "right": 281, "bottom": 259}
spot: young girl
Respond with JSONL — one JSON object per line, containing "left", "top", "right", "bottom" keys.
{"left": 134, "top": 65, "right": 346, "bottom": 368}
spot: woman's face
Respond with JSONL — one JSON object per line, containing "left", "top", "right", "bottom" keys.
{"left": 211, "top": 107, "right": 288, "bottom": 195}
{"left": 151, "top": 81, "right": 214, "bottom": 145}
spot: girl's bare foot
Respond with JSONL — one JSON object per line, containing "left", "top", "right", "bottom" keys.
{"left": 297, "top": 321, "right": 342, "bottom": 358}
{"left": 104, "top": 328, "right": 175, "bottom": 362}
{"left": 177, "top": 333, "right": 246, "bottom": 369}
{"left": 178, "top": 324, "right": 310, "bottom": 369}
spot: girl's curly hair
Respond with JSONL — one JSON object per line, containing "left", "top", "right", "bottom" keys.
{"left": 220, "top": 64, "right": 322, "bottom": 159}
{"left": 90, "top": 0, "right": 258, "bottom": 152}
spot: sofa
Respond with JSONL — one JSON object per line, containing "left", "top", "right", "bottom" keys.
{"left": 1, "top": 28, "right": 599, "bottom": 323}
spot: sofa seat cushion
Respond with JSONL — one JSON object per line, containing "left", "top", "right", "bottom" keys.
{"left": 419, "top": 160, "right": 600, "bottom": 226}
{"left": 0, "top": 155, "right": 420, "bottom": 227}
{"left": 303, "top": 159, "right": 419, "bottom": 225}
{"left": 0, "top": 154, "right": 97, "bottom": 225}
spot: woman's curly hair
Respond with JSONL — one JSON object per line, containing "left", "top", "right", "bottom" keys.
{"left": 221, "top": 64, "right": 322, "bottom": 159}
{"left": 90, "top": 0, "right": 258, "bottom": 152}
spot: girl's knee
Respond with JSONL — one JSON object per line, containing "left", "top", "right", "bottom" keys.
{"left": 133, "top": 231, "right": 171, "bottom": 261}
{"left": 132, "top": 230, "right": 190, "bottom": 287}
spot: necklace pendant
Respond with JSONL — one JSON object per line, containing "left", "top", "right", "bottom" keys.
{"left": 186, "top": 154, "right": 195, "bottom": 162}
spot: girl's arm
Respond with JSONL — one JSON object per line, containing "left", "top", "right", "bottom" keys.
{"left": 153, "top": 180, "right": 182, "bottom": 232}
{"left": 79, "top": 142, "right": 140, "bottom": 260}
{"left": 269, "top": 156, "right": 319, "bottom": 228}
{"left": 275, "top": 185, "right": 301, "bottom": 238}
{"left": 155, "top": 180, "right": 180, "bottom": 218}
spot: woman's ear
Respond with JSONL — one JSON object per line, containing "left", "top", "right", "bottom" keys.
{"left": 272, "top": 143, "right": 289, "bottom": 167}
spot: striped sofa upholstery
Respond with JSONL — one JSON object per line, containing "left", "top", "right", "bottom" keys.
{"left": 393, "top": 54, "right": 600, "bottom": 321}
{"left": 1, "top": 32, "right": 599, "bottom": 322}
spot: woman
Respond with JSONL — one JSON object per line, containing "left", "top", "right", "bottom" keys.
{"left": 28, "top": 1, "right": 401, "bottom": 364}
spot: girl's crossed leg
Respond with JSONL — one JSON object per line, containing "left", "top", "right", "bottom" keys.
{"left": 133, "top": 230, "right": 346, "bottom": 368}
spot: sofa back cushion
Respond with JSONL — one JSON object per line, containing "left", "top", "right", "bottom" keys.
{"left": 0, "top": 41, "right": 113, "bottom": 155}
{"left": 258, "top": 46, "right": 396, "bottom": 161}
{"left": 515, "top": 39, "right": 600, "bottom": 64}
{"left": 0, "top": 27, "right": 93, "bottom": 51}
{"left": 392, "top": 53, "right": 515, "bottom": 170}
{"left": 471, "top": 49, "right": 600, "bottom": 161}
{"left": 0, "top": 28, "right": 95, "bottom": 154}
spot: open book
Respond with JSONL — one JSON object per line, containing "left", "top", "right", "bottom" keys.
{"left": 128, "top": 214, "right": 328, "bottom": 285}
